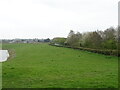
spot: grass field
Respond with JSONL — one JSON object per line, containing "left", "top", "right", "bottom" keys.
{"left": 2, "top": 43, "right": 118, "bottom": 88}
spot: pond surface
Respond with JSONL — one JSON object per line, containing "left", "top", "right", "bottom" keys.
{"left": 0, "top": 50, "right": 9, "bottom": 62}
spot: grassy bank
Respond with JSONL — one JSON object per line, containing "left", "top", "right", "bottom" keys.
{"left": 2, "top": 43, "right": 118, "bottom": 88}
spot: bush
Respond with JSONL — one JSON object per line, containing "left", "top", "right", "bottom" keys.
{"left": 50, "top": 41, "right": 119, "bottom": 56}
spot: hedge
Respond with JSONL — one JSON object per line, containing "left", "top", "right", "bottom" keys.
{"left": 77, "top": 47, "right": 119, "bottom": 56}
{"left": 49, "top": 43, "right": 119, "bottom": 56}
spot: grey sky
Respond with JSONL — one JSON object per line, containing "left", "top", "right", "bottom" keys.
{"left": 0, "top": 0, "right": 118, "bottom": 39}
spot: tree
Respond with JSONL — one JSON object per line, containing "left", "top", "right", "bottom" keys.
{"left": 101, "top": 27, "right": 117, "bottom": 49}
{"left": 104, "top": 27, "right": 116, "bottom": 40}
{"left": 81, "top": 31, "right": 102, "bottom": 48}
{"left": 44, "top": 38, "right": 50, "bottom": 42}
{"left": 65, "top": 30, "right": 82, "bottom": 47}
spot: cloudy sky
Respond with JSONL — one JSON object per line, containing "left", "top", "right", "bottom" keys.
{"left": 0, "top": 0, "right": 119, "bottom": 39}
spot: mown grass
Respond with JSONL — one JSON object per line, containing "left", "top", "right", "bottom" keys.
{"left": 2, "top": 43, "right": 118, "bottom": 88}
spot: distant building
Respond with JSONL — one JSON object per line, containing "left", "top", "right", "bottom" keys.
{"left": 2, "top": 38, "right": 51, "bottom": 43}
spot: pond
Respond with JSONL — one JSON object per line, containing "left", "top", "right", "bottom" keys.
{"left": 0, "top": 50, "right": 9, "bottom": 62}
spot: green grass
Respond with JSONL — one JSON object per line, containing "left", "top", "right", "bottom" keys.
{"left": 2, "top": 43, "right": 118, "bottom": 88}
{"left": 0, "top": 43, "right": 2, "bottom": 49}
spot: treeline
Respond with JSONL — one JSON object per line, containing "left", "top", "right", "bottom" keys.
{"left": 50, "top": 26, "right": 120, "bottom": 56}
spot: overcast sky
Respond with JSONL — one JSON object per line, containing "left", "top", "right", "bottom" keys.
{"left": 0, "top": 0, "right": 119, "bottom": 39}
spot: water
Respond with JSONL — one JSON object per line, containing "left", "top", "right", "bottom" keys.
{"left": 0, "top": 50, "right": 9, "bottom": 62}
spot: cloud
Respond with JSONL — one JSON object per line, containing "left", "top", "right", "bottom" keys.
{"left": 0, "top": 0, "right": 119, "bottom": 39}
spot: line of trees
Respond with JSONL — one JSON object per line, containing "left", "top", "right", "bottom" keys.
{"left": 64, "top": 26, "right": 119, "bottom": 50}
{"left": 50, "top": 26, "right": 120, "bottom": 56}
